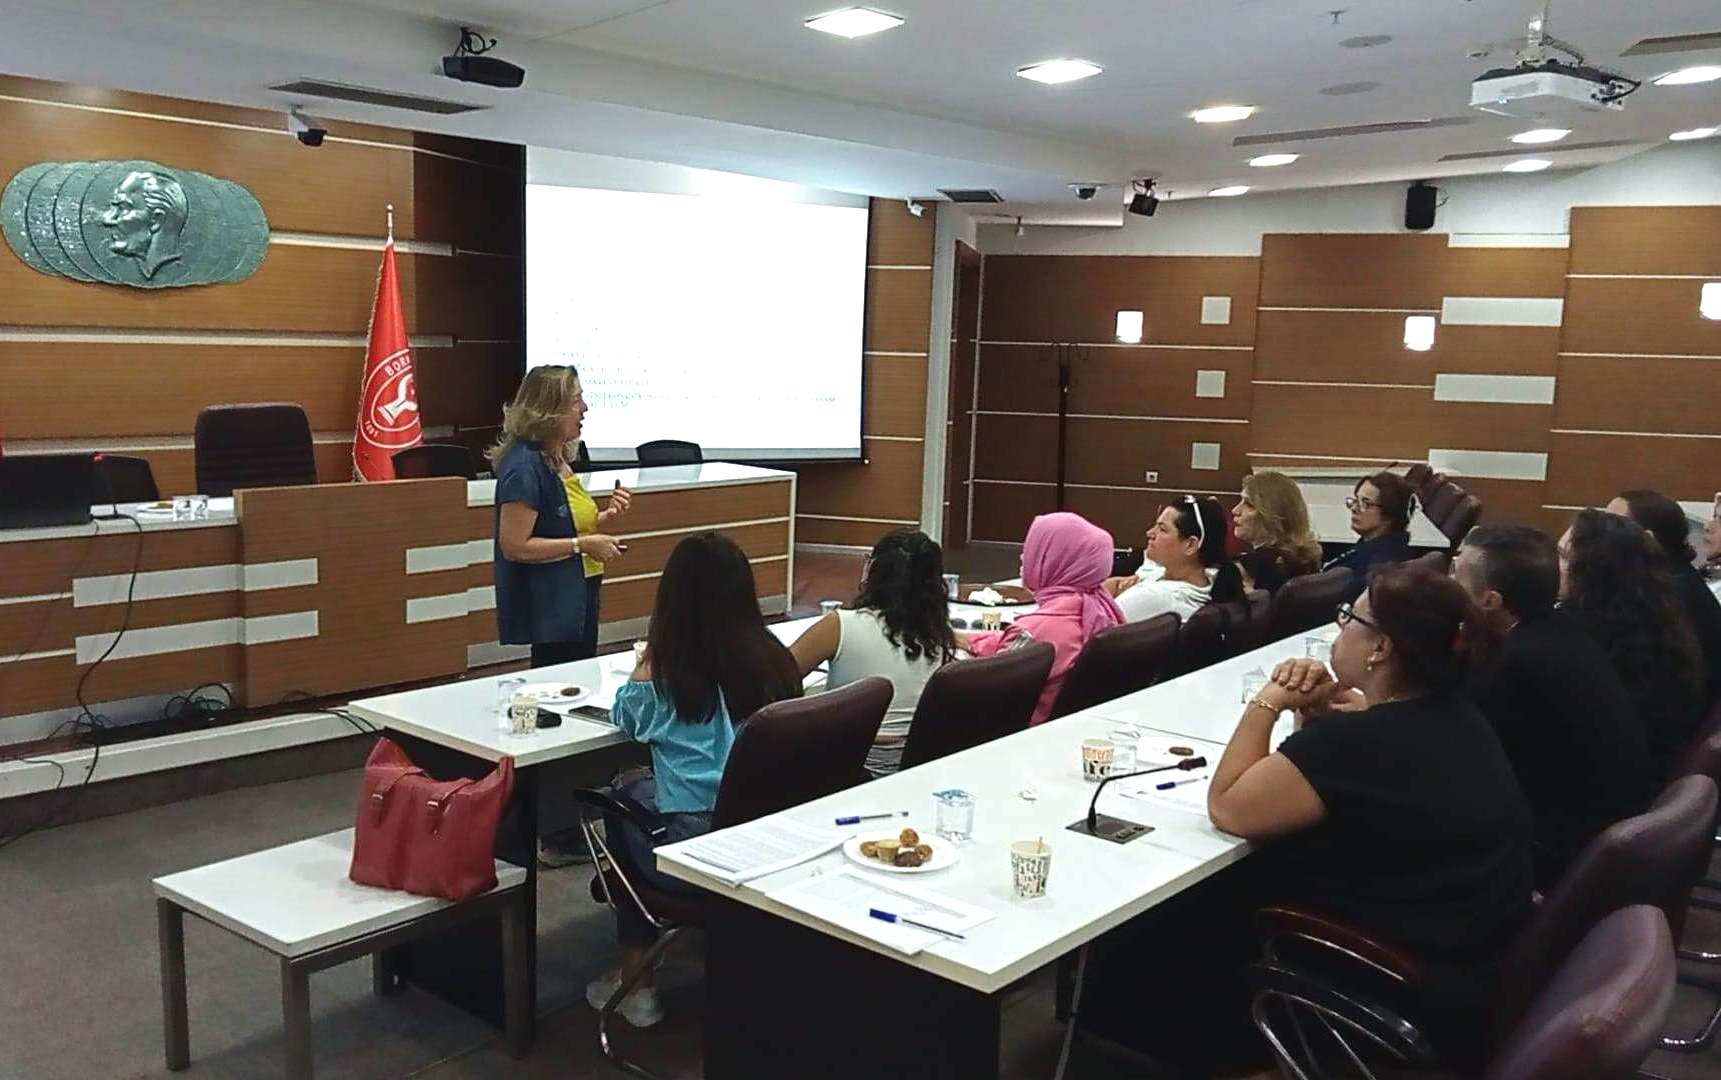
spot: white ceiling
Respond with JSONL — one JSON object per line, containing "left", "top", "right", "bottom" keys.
{"left": 4, "top": 0, "right": 1719, "bottom": 222}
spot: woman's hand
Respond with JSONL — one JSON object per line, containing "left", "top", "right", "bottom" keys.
{"left": 1101, "top": 575, "right": 1134, "bottom": 598}
{"left": 598, "top": 486, "right": 633, "bottom": 526}
{"left": 580, "top": 534, "right": 625, "bottom": 562}
{"left": 1257, "top": 658, "right": 1338, "bottom": 713}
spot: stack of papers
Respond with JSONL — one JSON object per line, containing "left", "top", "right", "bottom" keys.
{"left": 674, "top": 817, "right": 847, "bottom": 886}
{"left": 1113, "top": 773, "right": 1212, "bottom": 817}
{"left": 766, "top": 868, "right": 995, "bottom": 955}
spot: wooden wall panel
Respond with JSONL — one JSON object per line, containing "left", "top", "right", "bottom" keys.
{"left": 414, "top": 343, "right": 522, "bottom": 431}
{"left": 1251, "top": 385, "right": 1433, "bottom": 460}
{"left": 969, "top": 482, "right": 1057, "bottom": 544}
{"left": 613, "top": 480, "right": 792, "bottom": 535}
{"left": 980, "top": 256, "right": 1259, "bottom": 346}
{"left": 1255, "top": 311, "right": 1558, "bottom": 381}
{"left": 0, "top": 526, "right": 239, "bottom": 588}
{"left": 865, "top": 354, "right": 930, "bottom": 437}
{"left": 1554, "top": 355, "right": 1721, "bottom": 435}
{"left": 1569, "top": 206, "right": 1721, "bottom": 276}
{"left": 1259, "top": 235, "right": 1565, "bottom": 307}
{"left": 795, "top": 438, "right": 924, "bottom": 520}
{"left": 974, "top": 414, "right": 1245, "bottom": 498}
{"left": 869, "top": 200, "right": 937, "bottom": 266}
{"left": 863, "top": 271, "right": 934, "bottom": 353}
{"left": 972, "top": 413, "right": 1058, "bottom": 483}
{"left": 1560, "top": 278, "right": 1721, "bottom": 356}
{"left": 977, "top": 343, "right": 1252, "bottom": 418}
{"left": 1546, "top": 432, "right": 1721, "bottom": 506}
{"left": 799, "top": 518, "right": 917, "bottom": 547}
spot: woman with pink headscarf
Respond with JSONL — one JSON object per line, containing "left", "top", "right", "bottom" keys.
{"left": 960, "top": 512, "right": 1124, "bottom": 725}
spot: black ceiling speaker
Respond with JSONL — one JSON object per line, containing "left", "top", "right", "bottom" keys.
{"left": 1405, "top": 180, "right": 1438, "bottom": 231}
{"left": 1128, "top": 181, "right": 1159, "bottom": 217}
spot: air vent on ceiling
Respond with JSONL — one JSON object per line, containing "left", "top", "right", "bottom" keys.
{"left": 268, "top": 80, "right": 487, "bottom": 115}
{"left": 1440, "top": 139, "right": 1642, "bottom": 162}
{"left": 1620, "top": 31, "right": 1721, "bottom": 57}
{"left": 937, "top": 188, "right": 1005, "bottom": 203}
{"left": 1233, "top": 117, "right": 1472, "bottom": 147}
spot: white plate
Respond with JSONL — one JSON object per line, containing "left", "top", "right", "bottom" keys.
{"left": 842, "top": 830, "right": 959, "bottom": 874}
{"left": 513, "top": 681, "right": 594, "bottom": 707}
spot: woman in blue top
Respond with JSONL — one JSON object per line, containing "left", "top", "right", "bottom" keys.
{"left": 1322, "top": 470, "right": 1416, "bottom": 599}
{"left": 587, "top": 531, "right": 802, "bottom": 1028}
{"left": 487, "top": 365, "right": 630, "bottom": 667}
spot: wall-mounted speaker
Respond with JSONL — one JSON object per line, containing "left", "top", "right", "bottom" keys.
{"left": 1405, "top": 181, "right": 1438, "bottom": 231}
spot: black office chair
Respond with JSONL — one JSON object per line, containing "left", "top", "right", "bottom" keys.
{"left": 635, "top": 440, "right": 703, "bottom": 467}
{"left": 1047, "top": 613, "right": 1181, "bottom": 719}
{"left": 900, "top": 642, "right": 1055, "bottom": 768}
{"left": 193, "top": 403, "right": 318, "bottom": 497}
{"left": 95, "top": 454, "right": 160, "bottom": 503}
{"left": 391, "top": 443, "right": 477, "bottom": 480}
{"left": 1261, "top": 568, "right": 1353, "bottom": 643}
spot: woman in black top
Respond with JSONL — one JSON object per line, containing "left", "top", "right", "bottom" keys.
{"left": 1322, "top": 470, "right": 1416, "bottom": 598}
{"left": 1208, "top": 562, "right": 1532, "bottom": 1066}
{"left": 1560, "top": 508, "right": 1706, "bottom": 779}
{"left": 1608, "top": 489, "right": 1721, "bottom": 706}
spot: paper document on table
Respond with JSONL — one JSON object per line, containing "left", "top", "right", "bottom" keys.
{"left": 672, "top": 817, "right": 846, "bottom": 886}
{"left": 1115, "top": 773, "right": 1212, "bottom": 817}
{"left": 766, "top": 867, "right": 995, "bottom": 955}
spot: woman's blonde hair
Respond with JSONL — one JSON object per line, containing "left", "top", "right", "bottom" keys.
{"left": 1241, "top": 470, "right": 1322, "bottom": 573}
{"left": 487, "top": 364, "right": 579, "bottom": 468}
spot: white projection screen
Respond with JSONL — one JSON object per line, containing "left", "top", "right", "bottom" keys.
{"left": 526, "top": 148, "right": 871, "bottom": 463}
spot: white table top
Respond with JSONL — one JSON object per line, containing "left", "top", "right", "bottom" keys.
{"left": 656, "top": 621, "right": 1333, "bottom": 994}
{"left": 466, "top": 461, "right": 793, "bottom": 506}
{"left": 0, "top": 498, "right": 237, "bottom": 545}
{"left": 152, "top": 828, "right": 527, "bottom": 958}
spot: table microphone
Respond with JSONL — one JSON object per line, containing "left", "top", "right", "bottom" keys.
{"left": 1069, "top": 756, "right": 1208, "bottom": 844}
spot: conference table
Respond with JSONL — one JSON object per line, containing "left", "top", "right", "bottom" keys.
{"left": 655, "top": 622, "right": 1326, "bottom": 1078}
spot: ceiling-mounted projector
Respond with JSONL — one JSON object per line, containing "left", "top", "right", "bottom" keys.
{"left": 443, "top": 26, "right": 524, "bottom": 88}
{"left": 1469, "top": 4, "right": 1636, "bottom": 119}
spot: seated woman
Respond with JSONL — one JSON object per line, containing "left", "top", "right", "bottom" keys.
{"left": 959, "top": 512, "right": 1122, "bottom": 727}
{"left": 790, "top": 529, "right": 955, "bottom": 776}
{"left": 1207, "top": 563, "right": 1533, "bottom": 1068}
{"left": 587, "top": 531, "right": 803, "bottom": 1028}
{"left": 1231, "top": 470, "right": 1322, "bottom": 591}
{"left": 1607, "top": 489, "right": 1721, "bottom": 704}
{"left": 1322, "top": 470, "right": 1417, "bottom": 596}
{"left": 1560, "top": 508, "right": 1706, "bottom": 779}
{"left": 1104, "top": 495, "right": 1245, "bottom": 620}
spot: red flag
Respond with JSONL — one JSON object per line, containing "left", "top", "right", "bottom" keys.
{"left": 353, "top": 239, "right": 423, "bottom": 481}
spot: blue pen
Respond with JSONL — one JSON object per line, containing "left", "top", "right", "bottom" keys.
{"left": 1156, "top": 775, "right": 1207, "bottom": 791}
{"left": 835, "top": 810, "right": 909, "bottom": 826}
{"left": 869, "top": 908, "right": 965, "bottom": 940}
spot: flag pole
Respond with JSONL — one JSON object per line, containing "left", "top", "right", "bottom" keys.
{"left": 385, "top": 203, "right": 395, "bottom": 245}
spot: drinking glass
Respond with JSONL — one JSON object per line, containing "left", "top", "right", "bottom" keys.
{"left": 1108, "top": 727, "right": 1139, "bottom": 776}
{"left": 1239, "top": 667, "right": 1268, "bottom": 704}
{"left": 934, "top": 789, "right": 974, "bottom": 843}
{"left": 1304, "top": 637, "right": 1332, "bottom": 665}
{"left": 496, "top": 676, "right": 526, "bottom": 731}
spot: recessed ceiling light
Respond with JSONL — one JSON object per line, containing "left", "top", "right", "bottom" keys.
{"left": 1016, "top": 59, "right": 1103, "bottom": 84}
{"left": 1670, "top": 126, "right": 1720, "bottom": 141}
{"left": 1192, "top": 105, "right": 1256, "bottom": 124}
{"left": 1502, "top": 158, "right": 1552, "bottom": 173}
{"left": 1248, "top": 153, "right": 1299, "bottom": 167}
{"left": 804, "top": 7, "right": 904, "bottom": 38}
{"left": 1654, "top": 66, "right": 1721, "bottom": 86}
{"left": 1511, "top": 128, "right": 1571, "bottom": 145}
{"left": 1209, "top": 185, "right": 1250, "bottom": 197}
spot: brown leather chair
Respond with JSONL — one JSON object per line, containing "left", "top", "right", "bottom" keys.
{"left": 899, "top": 642, "right": 1054, "bottom": 768}
{"left": 94, "top": 453, "right": 159, "bottom": 503}
{"left": 1223, "top": 588, "right": 1273, "bottom": 657}
{"left": 193, "top": 403, "right": 317, "bottom": 496}
{"left": 1442, "top": 493, "right": 1484, "bottom": 546}
{"left": 1252, "top": 905, "right": 1675, "bottom": 1080}
{"left": 635, "top": 440, "right": 703, "bottom": 467}
{"left": 391, "top": 443, "right": 477, "bottom": 480}
{"left": 1412, "top": 550, "right": 1452, "bottom": 575}
{"left": 1261, "top": 567, "right": 1353, "bottom": 644}
{"left": 1047, "top": 613, "right": 1180, "bottom": 719}
{"left": 1404, "top": 462, "right": 1434, "bottom": 494}
{"left": 573, "top": 676, "right": 891, "bottom": 1079}
{"left": 1170, "top": 604, "right": 1230, "bottom": 677}
{"left": 1422, "top": 480, "right": 1463, "bottom": 528}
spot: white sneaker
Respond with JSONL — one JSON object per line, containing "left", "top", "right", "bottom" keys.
{"left": 586, "top": 974, "right": 665, "bottom": 1028}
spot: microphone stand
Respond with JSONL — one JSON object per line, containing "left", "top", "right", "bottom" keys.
{"left": 1067, "top": 756, "right": 1208, "bottom": 844}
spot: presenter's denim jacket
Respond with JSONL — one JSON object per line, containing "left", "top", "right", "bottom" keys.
{"left": 492, "top": 440, "right": 585, "bottom": 645}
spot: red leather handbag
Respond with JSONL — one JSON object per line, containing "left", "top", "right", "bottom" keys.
{"left": 349, "top": 738, "right": 517, "bottom": 901}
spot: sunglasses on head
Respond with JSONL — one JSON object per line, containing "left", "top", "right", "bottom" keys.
{"left": 1181, "top": 494, "right": 1208, "bottom": 546}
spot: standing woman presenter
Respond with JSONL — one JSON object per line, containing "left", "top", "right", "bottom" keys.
{"left": 489, "top": 365, "right": 630, "bottom": 667}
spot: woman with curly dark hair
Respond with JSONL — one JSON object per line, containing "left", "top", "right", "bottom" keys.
{"left": 790, "top": 529, "right": 955, "bottom": 775}
{"left": 1560, "top": 508, "right": 1705, "bottom": 777}
{"left": 1607, "top": 489, "right": 1721, "bottom": 704}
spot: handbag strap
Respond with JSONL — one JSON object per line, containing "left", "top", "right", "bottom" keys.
{"left": 368, "top": 766, "right": 427, "bottom": 822}
{"left": 424, "top": 778, "right": 479, "bottom": 836}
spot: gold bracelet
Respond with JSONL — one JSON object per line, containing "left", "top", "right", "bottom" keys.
{"left": 1246, "top": 698, "right": 1282, "bottom": 715}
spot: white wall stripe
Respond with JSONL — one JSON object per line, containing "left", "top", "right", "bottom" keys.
{"left": 1253, "top": 380, "right": 1434, "bottom": 390}
{"left": 405, "top": 593, "right": 469, "bottom": 625}
{"left": 971, "top": 479, "right": 1237, "bottom": 495}
{"left": 0, "top": 591, "right": 72, "bottom": 606}
{"left": 1439, "top": 296, "right": 1565, "bottom": 327}
{"left": 1247, "top": 452, "right": 1420, "bottom": 463}
{"left": 1551, "top": 428, "right": 1721, "bottom": 440}
{"left": 73, "top": 565, "right": 239, "bottom": 608}
{"left": 604, "top": 554, "right": 789, "bottom": 586}
{"left": 1560, "top": 351, "right": 1721, "bottom": 360}
{"left": 1257, "top": 307, "right": 1437, "bottom": 314}
{"left": 863, "top": 434, "right": 925, "bottom": 443}
{"left": 866, "top": 264, "right": 933, "bottom": 271}
{"left": 1567, "top": 273, "right": 1715, "bottom": 280}
{"left": 271, "top": 232, "right": 453, "bottom": 256}
{"left": 1447, "top": 233, "right": 1570, "bottom": 249}
{"left": 1433, "top": 374, "right": 1557, "bottom": 405}
{"left": 0, "top": 648, "right": 77, "bottom": 665}
{"left": 466, "top": 538, "right": 493, "bottom": 565}
{"left": 863, "top": 351, "right": 930, "bottom": 357}
{"left": 241, "top": 559, "right": 318, "bottom": 592}
{"left": 405, "top": 542, "right": 472, "bottom": 574}
{"left": 75, "top": 618, "right": 239, "bottom": 664}
{"left": 243, "top": 612, "right": 319, "bottom": 646}
{"left": 976, "top": 410, "right": 1249, "bottom": 424}
{"left": 0, "top": 328, "right": 455, "bottom": 348}
{"left": 978, "top": 340, "right": 1253, "bottom": 351}
{"left": 1428, "top": 448, "right": 1548, "bottom": 481}
{"left": 466, "top": 585, "right": 496, "bottom": 612}
{"left": 798, "top": 514, "right": 919, "bottom": 525}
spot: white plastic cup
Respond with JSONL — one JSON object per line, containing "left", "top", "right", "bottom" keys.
{"left": 1080, "top": 738, "right": 1115, "bottom": 782}
{"left": 1010, "top": 840, "right": 1052, "bottom": 899}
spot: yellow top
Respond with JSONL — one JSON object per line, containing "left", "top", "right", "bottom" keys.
{"left": 562, "top": 472, "right": 604, "bottom": 578}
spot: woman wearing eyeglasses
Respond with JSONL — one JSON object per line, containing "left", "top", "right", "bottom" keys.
{"left": 1323, "top": 470, "right": 1417, "bottom": 596}
{"left": 1105, "top": 495, "right": 1245, "bottom": 622}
